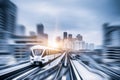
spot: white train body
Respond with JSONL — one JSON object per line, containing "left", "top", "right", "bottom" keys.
{"left": 30, "top": 45, "right": 62, "bottom": 66}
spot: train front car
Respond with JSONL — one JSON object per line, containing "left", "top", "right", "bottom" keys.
{"left": 30, "top": 45, "right": 62, "bottom": 66}
{"left": 30, "top": 45, "right": 46, "bottom": 66}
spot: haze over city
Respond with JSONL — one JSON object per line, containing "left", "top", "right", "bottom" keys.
{"left": 11, "top": 0, "right": 120, "bottom": 45}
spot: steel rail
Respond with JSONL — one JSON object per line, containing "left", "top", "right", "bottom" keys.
{"left": 70, "top": 59, "right": 83, "bottom": 80}
{"left": 0, "top": 60, "right": 29, "bottom": 70}
{"left": 0, "top": 65, "right": 34, "bottom": 80}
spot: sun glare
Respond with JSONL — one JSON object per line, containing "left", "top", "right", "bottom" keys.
{"left": 48, "top": 40, "right": 58, "bottom": 48}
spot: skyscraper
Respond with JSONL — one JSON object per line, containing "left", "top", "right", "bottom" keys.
{"left": 63, "top": 32, "right": 67, "bottom": 39}
{"left": 37, "top": 23, "right": 44, "bottom": 36}
{"left": 68, "top": 34, "right": 72, "bottom": 40}
{"left": 56, "top": 36, "right": 61, "bottom": 42}
{"left": 44, "top": 34, "right": 48, "bottom": 44}
{"left": 36, "top": 23, "right": 48, "bottom": 45}
{"left": 76, "top": 34, "right": 82, "bottom": 41}
{"left": 0, "top": 0, "right": 17, "bottom": 52}
{"left": 56, "top": 36, "right": 63, "bottom": 49}
{"left": 103, "top": 23, "right": 120, "bottom": 65}
{"left": 0, "top": 0, "right": 17, "bottom": 38}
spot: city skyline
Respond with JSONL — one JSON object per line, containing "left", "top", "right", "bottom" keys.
{"left": 11, "top": 0, "right": 120, "bottom": 45}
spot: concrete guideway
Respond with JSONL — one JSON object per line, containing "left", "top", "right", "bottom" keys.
{"left": 0, "top": 62, "right": 31, "bottom": 76}
{"left": 80, "top": 54, "right": 120, "bottom": 80}
{"left": 71, "top": 59, "right": 108, "bottom": 80}
{"left": 5, "top": 52, "right": 66, "bottom": 80}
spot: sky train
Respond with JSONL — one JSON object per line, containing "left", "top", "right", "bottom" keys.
{"left": 30, "top": 45, "right": 62, "bottom": 66}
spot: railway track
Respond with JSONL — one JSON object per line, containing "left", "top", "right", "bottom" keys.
{"left": 80, "top": 55, "right": 120, "bottom": 80}
{"left": 0, "top": 60, "right": 30, "bottom": 70}
{"left": 0, "top": 63, "right": 34, "bottom": 80}
{"left": 2, "top": 52, "right": 106, "bottom": 80}
{"left": 0, "top": 52, "right": 66, "bottom": 80}
{"left": 74, "top": 53, "right": 120, "bottom": 80}
{"left": 19, "top": 53, "right": 66, "bottom": 80}
{"left": 24, "top": 53, "right": 75, "bottom": 80}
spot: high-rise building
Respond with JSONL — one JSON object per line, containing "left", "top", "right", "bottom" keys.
{"left": 16, "top": 25, "right": 25, "bottom": 36}
{"left": 0, "top": 0, "right": 17, "bottom": 38}
{"left": 81, "top": 41, "right": 86, "bottom": 50}
{"left": 85, "top": 43, "right": 89, "bottom": 50}
{"left": 56, "top": 36, "right": 61, "bottom": 42}
{"left": 76, "top": 34, "right": 82, "bottom": 41}
{"left": 36, "top": 23, "right": 48, "bottom": 45}
{"left": 44, "top": 33, "right": 48, "bottom": 45}
{"left": 68, "top": 34, "right": 72, "bottom": 40}
{"left": 102, "top": 23, "right": 120, "bottom": 65}
{"left": 63, "top": 32, "right": 67, "bottom": 39}
{"left": 37, "top": 23, "right": 44, "bottom": 36}
{"left": 56, "top": 36, "right": 63, "bottom": 49}
{"left": 0, "top": 0, "right": 17, "bottom": 53}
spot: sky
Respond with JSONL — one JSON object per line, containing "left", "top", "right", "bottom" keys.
{"left": 11, "top": 0, "right": 120, "bottom": 46}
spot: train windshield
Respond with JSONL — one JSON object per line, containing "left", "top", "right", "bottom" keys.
{"left": 33, "top": 49, "right": 43, "bottom": 56}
